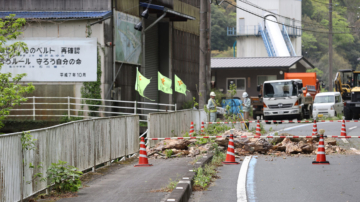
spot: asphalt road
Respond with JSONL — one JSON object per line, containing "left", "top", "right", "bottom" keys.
{"left": 58, "top": 158, "right": 195, "bottom": 202}
{"left": 190, "top": 121, "right": 360, "bottom": 202}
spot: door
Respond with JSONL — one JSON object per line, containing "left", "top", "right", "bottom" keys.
{"left": 335, "top": 95, "right": 342, "bottom": 115}
{"left": 238, "top": 18, "right": 245, "bottom": 35}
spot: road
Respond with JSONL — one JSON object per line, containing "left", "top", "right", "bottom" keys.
{"left": 58, "top": 158, "right": 195, "bottom": 202}
{"left": 191, "top": 122, "right": 360, "bottom": 202}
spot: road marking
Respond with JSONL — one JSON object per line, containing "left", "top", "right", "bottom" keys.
{"left": 349, "top": 126, "right": 357, "bottom": 130}
{"left": 237, "top": 156, "right": 252, "bottom": 202}
{"left": 350, "top": 148, "right": 360, "bottom": 155}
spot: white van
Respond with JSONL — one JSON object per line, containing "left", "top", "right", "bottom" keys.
{"left": 312, "top": 92, "right": 343, "bottom": 118}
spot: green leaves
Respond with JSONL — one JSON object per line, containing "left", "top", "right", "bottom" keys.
{"left": 46, "top": 160, "right": 83, "bottom": 193}
{"left": 21, "top": 131, "right": 37, "bottom": 151}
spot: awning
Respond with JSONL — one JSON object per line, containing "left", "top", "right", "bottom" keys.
{"left": 0, "top": 11, "right": 112, "bottom": 20}
{"left": 211, "top": 57, "right": 314, "bottom": 69}
{"left": 140, "top": 3, "right": 195, "bottom": 21}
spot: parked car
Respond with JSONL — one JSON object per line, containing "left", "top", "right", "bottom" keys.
{"left": 312, "top": 92, "right": 343, "bottom": 118}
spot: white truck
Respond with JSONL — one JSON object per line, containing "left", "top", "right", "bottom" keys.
{"left": 258, "top": 79, "right": 313, "bottom": 121}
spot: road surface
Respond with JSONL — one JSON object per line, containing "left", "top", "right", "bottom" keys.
{"left": 191, "top": 121, "right": 360, "bottom": 202}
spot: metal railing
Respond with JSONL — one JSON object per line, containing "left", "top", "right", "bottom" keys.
{"left": 8, "top": 96, "right": 177, "bottom": 123}
{"left": 227, "top": 24, "right": 301, "bottom": 37}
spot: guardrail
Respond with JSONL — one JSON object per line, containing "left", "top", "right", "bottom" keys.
{"left": 0, "top": 115, "right": 139, "bottom": 202}
{"left": 8, "top": 96, "right": 176, "bottom": 123}
{"left": 227, "top": 24, "right": 301, "bottom": 37}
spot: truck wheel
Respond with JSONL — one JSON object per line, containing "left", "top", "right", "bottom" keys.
{"left": 344, "top": 107, "right": 352, "bottom": 120}
{"left": 297, "top": 111, "right": 304, "bottom": 121}
{"left": 264, "top": 116, "right": 272, "bottom": 124}
{"left": 253, "top": 112, "right": 257, "bottom": 120}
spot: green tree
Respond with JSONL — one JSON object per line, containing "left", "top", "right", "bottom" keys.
{"left": 211, "top": 2, "right": 236, "bottom": 51}
{"left": 0, "top": 15, "right": 35, "bottom": 128}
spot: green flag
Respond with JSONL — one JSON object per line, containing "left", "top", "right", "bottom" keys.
{"left": 135, "top": 67, "right": 154, "bottom": 101}
{"left": 175, "top": 75, "right": 189, "bottom": 95}
{"left": 158, "top": 72, "right": 173, "bottom": 94}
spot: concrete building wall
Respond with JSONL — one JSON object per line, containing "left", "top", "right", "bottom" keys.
{"left": 16, "top": 19, "right": 112, "bottom": 116}
{"left": 236, "top": 0, "right": 302, "bottom": 57}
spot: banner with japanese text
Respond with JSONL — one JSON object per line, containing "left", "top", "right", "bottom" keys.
{"left": 0, "top": 37, "right": 97, "bottom": 81}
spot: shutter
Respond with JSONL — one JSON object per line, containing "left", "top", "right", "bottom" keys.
{"left": 144, "top": 19, "right": 159, "bottom": 104}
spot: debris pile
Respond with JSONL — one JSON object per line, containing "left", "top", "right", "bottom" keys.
{"left": 146, "top": 129, "right": 348, "bottom": 158}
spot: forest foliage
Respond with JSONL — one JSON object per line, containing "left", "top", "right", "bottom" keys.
{"left": 211, "top": 0, "right": 360, "bottom": 88}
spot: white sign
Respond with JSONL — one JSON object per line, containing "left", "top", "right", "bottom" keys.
{"left": 0, "top": 37, "right": 97, "bottom": 81}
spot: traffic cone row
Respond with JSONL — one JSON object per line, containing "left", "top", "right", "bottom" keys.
{"left": 223, "top": 133, "right": 240, "bottom": 165}
{"left": 312, "top": 120, "right": 318, "bottom": 136}
{"left": 201, "top": 122, "right": 205, "bottom": 135}
{"left": 189, "top": 121, "right": 194, "bottom": 137}
{"left": 134, "top": 137, "right": 152, "bottom": 167}
{"left": 340, "top": 119, "right": 347, "bottom": 137}
{"left": 312, "top": 129, "right": 329, "bottom": 165}
{"left": 255, "top": 120, "right": 261, "bottom": 136}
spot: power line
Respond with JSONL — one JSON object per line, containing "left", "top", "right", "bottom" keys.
{"left": 223, "top": 0, "right": 354, "bottom": 35}
{"left": 237, "top": 0, "right": 348, "bottom": 30}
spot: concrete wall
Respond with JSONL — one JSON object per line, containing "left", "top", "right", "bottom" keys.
{"left": 236, "top": 0, "right": 302, "bottom": 57}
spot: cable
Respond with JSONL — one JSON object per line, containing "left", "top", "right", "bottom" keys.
{"left": 223, "top": 0, "right": 354, "bottom": 35}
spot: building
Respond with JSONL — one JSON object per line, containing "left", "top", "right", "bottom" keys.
{"left": 211, "top": 0, "right": 312, "bottom": 98}
{"left": 211, "top": 57, "right": 314, "bottom": 97}
{"left": 228, "top": 0, "right": 302, "bottom": 57}
{"left": 0, "top": 0, "right": 203, "bottom": 120}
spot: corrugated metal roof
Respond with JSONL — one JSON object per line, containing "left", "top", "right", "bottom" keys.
{"left": 211, "top": 57, "right": 311, "bottom": 69}
{"left": 0, "top": 11, "right": 112, "bottom": 20}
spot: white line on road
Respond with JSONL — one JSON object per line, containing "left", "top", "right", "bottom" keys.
{"left": 350, "top": 148, "right": 360, "bottom": 155}
{"left": 237, "top": 156, "right": 252, "bottom": 202}
{"left": 349, "top": 126, "right": 357, "bottom": 130}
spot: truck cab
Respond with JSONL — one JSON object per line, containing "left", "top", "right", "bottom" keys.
{"left": 262, "top": 79, "right": 306, "bottom": 120}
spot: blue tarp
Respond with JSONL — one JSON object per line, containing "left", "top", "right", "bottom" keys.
{"left": 221, "top": 99, "right": 243, "bottom": 117}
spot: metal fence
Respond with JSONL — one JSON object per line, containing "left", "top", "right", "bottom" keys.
{"left": 147, "top": 109, "right": 207, "bottom": 147}
{"left": 0, "top": 115, "right": 139, "bottom": 202}
{"left": 8, "top": 97, "right": 176, "bottom": 123}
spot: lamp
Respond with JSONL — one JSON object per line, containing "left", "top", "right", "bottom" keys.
{"left": 279, "top": 70, "right": 283, "bottom": 75}
{"left": 134, "top": 21, "right": 143, "bottom": 31}
{"left": 141, "top": 9, "right": 149, "bottom": 19}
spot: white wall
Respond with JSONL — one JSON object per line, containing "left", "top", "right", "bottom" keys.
{"left": 236, "top": 0, "right": 302, "bottom": 57}
{"left": 18, "top": 20, "right": 106, "bottom": 99}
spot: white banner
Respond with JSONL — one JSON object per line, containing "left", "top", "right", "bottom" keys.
{"left": 0, "top": 37, "right": 97, "bottom": 81}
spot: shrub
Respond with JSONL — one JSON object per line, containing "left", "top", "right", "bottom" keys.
{"left": 47, "top": 160, "right": 83, "bottom": 192}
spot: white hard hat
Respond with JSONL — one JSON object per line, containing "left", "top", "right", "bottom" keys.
{"left": 306, "top": 93, "right": 311, "bottom": 97}
{"left": 242, "top": 92, "right": 248, "bottom": 98}
{"left": 210, "top": 92, "right": 216, "bottom": 96}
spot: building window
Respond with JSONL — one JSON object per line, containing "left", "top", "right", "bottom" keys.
{"left": 257, "top": 75, "right": 277, "bottom": 85}
{"left": 227, "top": 78, "right": 246, "bottom": 91}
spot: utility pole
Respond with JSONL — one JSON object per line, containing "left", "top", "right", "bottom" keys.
{"left": 328, "top": 0, "right": 333, "bottom": 91}
{"left": 199, "top": 0, "right": 207, "bottom": 108}
{"left": 207, "top": 1, "right": 211, "bottom": 103}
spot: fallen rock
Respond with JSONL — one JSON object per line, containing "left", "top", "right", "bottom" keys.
{"left": 188, "top": 147, "right": 200, "bottom": 157}
{"left": 153, "top": 139, "right": 190, "bottom": 151}
{"left": 325, "top": 138, "right": 337, "bottom": 146}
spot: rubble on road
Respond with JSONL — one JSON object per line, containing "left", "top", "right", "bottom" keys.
{"left": 146, "top": 129, "right": 349, "bottom": 159}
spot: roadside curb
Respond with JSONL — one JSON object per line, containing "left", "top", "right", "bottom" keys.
{"left": 164, "top": 153, "right": 214, "bottom": 202}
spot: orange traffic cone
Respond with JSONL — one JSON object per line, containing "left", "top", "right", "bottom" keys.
{"left": 255, "top": 120, "right": 261, "bottom": 136}
{"left": 201, "top": 122, "right": 205, "bottom": 135}
{"left": 312, "top": 130, "right": 329, "bottom": 165}
{"left": 223, "top": 133, "right": 240, "bottom": 165}
{"left": 189, "top": 122, "right": 194, "bottom": 137}
{"left": 340, "top": 119, "right": 347, "bottom": 137}
{"left": 312, "top": 120, "right": 318, "bottom": 136}
{"left": 135, "top": 137, "right": 153, "bottom": 167}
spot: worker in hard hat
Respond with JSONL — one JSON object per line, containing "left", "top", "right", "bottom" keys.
{"left": 242, "top": 92, "right": 251, "bottom": 129}
{"left": 208, "top": 92, "right": 217, "bottom": 122}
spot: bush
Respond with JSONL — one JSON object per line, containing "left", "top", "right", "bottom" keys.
{"left": 47, "top": 160, "right": 83, "bottom": 192}
{"left": 165, "top": 149, "right": 173, "bottom": 158}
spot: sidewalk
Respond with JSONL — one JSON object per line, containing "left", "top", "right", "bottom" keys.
{"left": 58, "top": 157, "right": 195, "bottom": 202}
